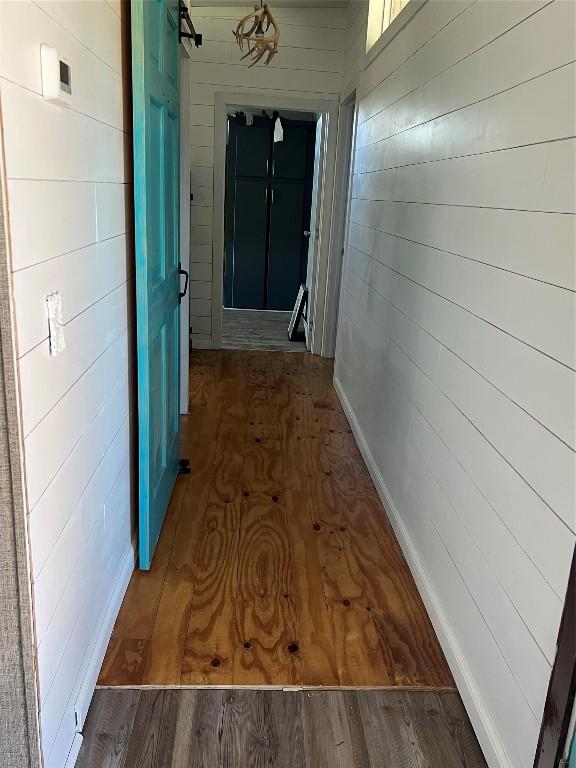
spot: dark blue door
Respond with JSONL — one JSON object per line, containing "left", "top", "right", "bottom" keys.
{"left": 224, "top": 116, "right": 315, "bottom": 310}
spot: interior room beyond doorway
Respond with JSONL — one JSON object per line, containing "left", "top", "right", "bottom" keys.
{"left": 221, "top": 107, "right": 319, "bottom": 352}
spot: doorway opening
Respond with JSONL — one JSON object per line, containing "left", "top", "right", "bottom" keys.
{"left": 322, "top": 90, "right": 356, "bottom": 358}
{"left": 211, "top": 93, "right": 341, "bottom": 356}
{"left": 222, "top": 108, "right": 316, "bottom": 352}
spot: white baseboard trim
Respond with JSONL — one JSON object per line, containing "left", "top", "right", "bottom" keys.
{"left": 63, "top": 734, "right": 82, "bottom": 768}
{"left": 333, "top": 375, "right": 512, "bottom": 768}
{"left": 190, "top": 336, "right": 214, "bottom": 350}
{"left": 72, "top": 542, "right": 136, "bottom": 738}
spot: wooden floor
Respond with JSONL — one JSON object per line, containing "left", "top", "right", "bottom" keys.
{"left": 222, "top": 308, "right": 307, "bottom": 352}
{"left": 77, "top": 688, "right": 487, "bottom": 768}
{"left": 99, "top": 350, "right": 454, "bottom": 688}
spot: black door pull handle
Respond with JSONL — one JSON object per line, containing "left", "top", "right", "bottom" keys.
{"left": 179, "top": 265, "right": 189, "bottom": 303}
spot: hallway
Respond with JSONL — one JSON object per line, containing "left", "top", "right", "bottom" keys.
{"left": 99, "top": 350, "right": 453, "bottom": 689}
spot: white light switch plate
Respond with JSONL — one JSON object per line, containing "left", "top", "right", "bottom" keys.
{"left": 46, "top": 291, "right": 66, "bottom": 356}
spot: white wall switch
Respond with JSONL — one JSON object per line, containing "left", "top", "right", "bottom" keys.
{"left": 46, "top": 292, "right": 66, "bottom": 357}
{"left": 40, "top": 44, "right": 72, "bottom": 106}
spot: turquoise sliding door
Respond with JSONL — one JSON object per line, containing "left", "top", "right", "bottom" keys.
{"left": 131, "top": 0, "right": 180, "bottom": 570}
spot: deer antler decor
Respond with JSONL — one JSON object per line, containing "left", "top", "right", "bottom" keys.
{"left": 233, "top": 3, "right": 280, "bottom": 68}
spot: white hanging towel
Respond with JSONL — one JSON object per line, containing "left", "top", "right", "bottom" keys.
{"left": 273, "top": 115, "right": 283, "bottom": 142}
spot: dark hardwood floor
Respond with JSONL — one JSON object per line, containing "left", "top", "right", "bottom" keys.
{"left": 77, "top": 688, "right": 487, "bottom": 768}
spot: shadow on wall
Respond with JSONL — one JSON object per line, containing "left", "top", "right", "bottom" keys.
{"left": 121, "top": 2, "right": 138, "bottom": 543}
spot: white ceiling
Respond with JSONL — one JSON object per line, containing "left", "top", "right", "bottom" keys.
{"left": 192, "top": 1, "right": 349, "bottom": 7}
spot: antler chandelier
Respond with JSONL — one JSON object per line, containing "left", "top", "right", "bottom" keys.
{"left": 233, "top": 2, "right": 280, "bottom": 68}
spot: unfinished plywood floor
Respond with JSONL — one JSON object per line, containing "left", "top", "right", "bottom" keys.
{"left": 78, "top": 689, "right": 486, "bottom": 768}
{"left": 98, "top": 350, "right": 454, "bottom": 689}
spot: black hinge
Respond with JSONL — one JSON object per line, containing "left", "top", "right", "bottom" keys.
{"left": 180, "top": 2, "right": 202, "bottom": 46}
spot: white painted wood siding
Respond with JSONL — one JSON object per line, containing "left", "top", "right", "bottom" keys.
{"left": 334, "top": 2, "right": 575, "bottom": 768}
{"left": 0, "top": 2, "right": 135, "bottom": 766}
{"left": 343, "top": 0, "right": 369, "bottom": 97}
{"left": 186, "top": 4, "right": 346, "bottom": 347}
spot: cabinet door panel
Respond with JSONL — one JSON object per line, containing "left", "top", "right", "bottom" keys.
{"left": 235, "top": 124, "right": 270, "bottom": 177}
{"left": 272, "top": 124, "right": 311, "bottom": 180}
{"left": 267, "top": 182, "right": 307, "bottom": 310}
{"left": 231, "top": 178, "right": 269, "bottom": 309}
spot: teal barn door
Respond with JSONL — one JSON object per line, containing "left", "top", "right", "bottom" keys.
{"left": 132, "top": 0, "right": 180, "bottom": 570}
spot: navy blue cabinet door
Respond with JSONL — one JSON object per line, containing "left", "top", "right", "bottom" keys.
{"left": 224, "top": 116, "right": 315, "bottom": 311}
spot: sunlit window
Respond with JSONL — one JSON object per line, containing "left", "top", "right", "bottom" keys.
{"left": 366, "top": 0, "right": 411, "bottom": 51}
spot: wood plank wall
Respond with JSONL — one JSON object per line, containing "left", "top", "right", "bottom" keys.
{"left": 334, "top": 2, "right": 575, "bottom": 768}
{"left": 185, "top": 5, "right": 347, "bottom": 348}
{"left": 343, "top": 1, "right": 369, "bottom": 97}
{"left": 0, "top": 2, "right": 135, "bottom": 767}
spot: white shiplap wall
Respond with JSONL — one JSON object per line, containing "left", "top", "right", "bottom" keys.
{"left": 334, "top": 2, "right": 576, "bottom": 768}
{"left": 0, "top": 2, "right": 135, "bottom": 767}
{"left": 343, "top": 0, "right": 368, "bottom": 97}
{"left": 185, "top": 4, "right": 346, "bottom": 347}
